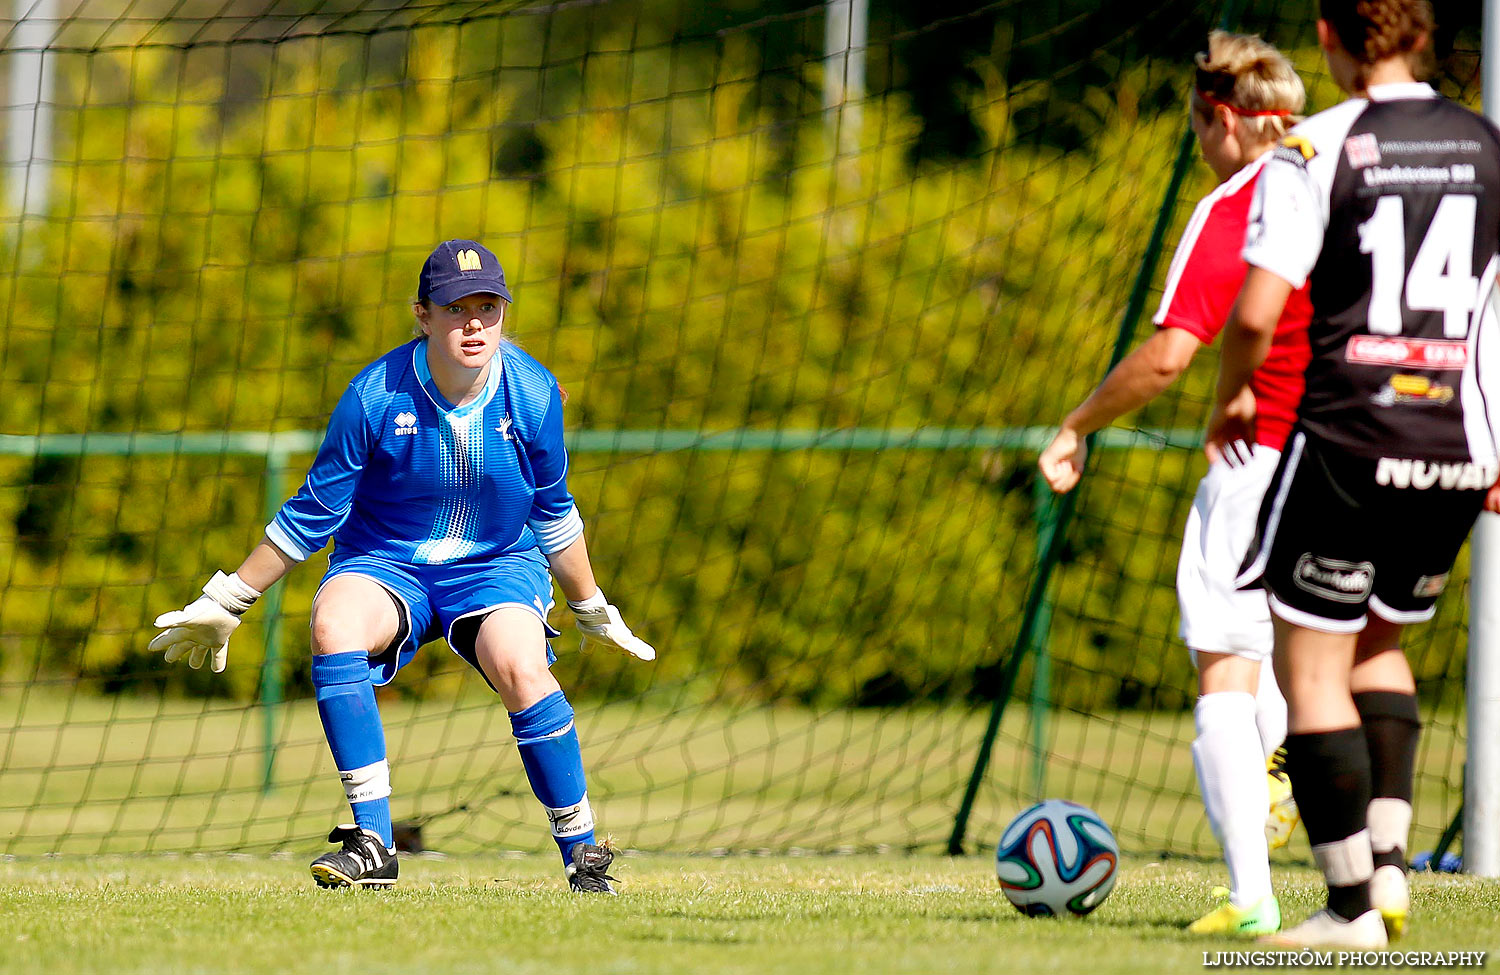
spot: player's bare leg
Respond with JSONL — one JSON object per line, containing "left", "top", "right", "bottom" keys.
{"left": 475, "top": 609, "right": 616, "bottom": 893}
{"left": 473, "top": 607, "right": 561, "bottom": 713}
{"left": 1264, "top": 618, "right": 1385, "bottom": 948}
{"left": 1351, "top": 618, "right": 1415, "bottom": 938}
{"left": 307, "top": 576, "right": 402, "bottom": 889}
{"left": 1188, "top": 651, "right": 1280, "bottom": 935}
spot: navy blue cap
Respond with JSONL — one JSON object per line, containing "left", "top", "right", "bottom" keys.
{"left": 418, "top": 239, "right": 513, "bottom": 305}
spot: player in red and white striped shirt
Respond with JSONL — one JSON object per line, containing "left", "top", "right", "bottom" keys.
{"left": 1039, "top": 31, "right": 1309, "bottom": 937}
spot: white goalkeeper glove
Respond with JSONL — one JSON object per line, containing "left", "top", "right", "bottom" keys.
{"left": 149, "top": 571, "right": 262, "bottom": 673}
{"left": 567, "top": 589, "right": 655, "bottom": 661}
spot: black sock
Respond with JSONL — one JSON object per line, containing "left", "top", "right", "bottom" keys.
{"left": 1284, "top": 727, "right": 1373, "bottom": 920}
{"left": 1354, "top": 691, "right": 1420, "bottom": 871}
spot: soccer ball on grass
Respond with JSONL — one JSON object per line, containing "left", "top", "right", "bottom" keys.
{"left": 995, "top": 798, "right": 1119, "bottom": 917}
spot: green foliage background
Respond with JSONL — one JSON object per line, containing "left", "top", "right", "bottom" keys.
{"left": 0, "top": 0, "right": 1482, "bottom": 714}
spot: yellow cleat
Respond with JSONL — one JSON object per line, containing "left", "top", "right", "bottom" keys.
{"left": 1266, "top": 747, "right": 1300, "bottom": 850}
{"left": 1188, "top": 887, "right": 1282, "bottom": 936}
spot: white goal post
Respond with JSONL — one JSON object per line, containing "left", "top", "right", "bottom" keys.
{"left": 1467, "top": 0, "right": 1500, "bottom": 879}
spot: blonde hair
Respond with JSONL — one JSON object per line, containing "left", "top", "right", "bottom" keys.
{"left": 1192, "top": 31, "right": 1306, "bottom": 145}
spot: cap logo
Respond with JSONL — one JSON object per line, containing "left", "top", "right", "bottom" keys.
{"left": 456, "top": 248, "right": 482, "bottom": 271}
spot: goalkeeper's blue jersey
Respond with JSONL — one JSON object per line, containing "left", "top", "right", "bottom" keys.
{"left": 266, "top": 339, "right": 583, "bottom": 566}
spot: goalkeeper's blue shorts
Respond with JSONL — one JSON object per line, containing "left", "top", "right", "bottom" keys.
{"left": 319, "top": 549, "right": 560, "bottom": 687}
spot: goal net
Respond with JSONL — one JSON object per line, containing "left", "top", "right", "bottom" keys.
{"left": 0, "top": 0, "right": 1482, "bottom": 859}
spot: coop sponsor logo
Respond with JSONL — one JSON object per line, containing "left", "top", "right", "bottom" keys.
{"left": 1293, "top": 554, "right": 1373, "bottom": 603}
{"left": 1346, "top": 335, "right": 1468, "bottom": 369}
{"left": 393, "top": 411, "right": 419, "bottom": 436}
{"left": 1201, "top": 948, "right": 1487, "bottom": 967}
{"left": 1375, "top": 458, "right": 1497, "bottom": 491}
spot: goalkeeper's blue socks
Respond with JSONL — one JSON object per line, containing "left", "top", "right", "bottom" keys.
{"left": 312, "top": 650, "right": 394, "bottom": 850}
{"left": 510, "top": 690, "right": 595, "bottom": 864}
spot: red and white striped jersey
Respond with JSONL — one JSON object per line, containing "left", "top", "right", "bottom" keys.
{"left": 1154, "top": 153, "right": 1313, "bottom": 452}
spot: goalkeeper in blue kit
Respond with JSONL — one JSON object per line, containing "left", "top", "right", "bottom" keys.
{"left": 149, "top": 239, "right": 652, "bottom": 893}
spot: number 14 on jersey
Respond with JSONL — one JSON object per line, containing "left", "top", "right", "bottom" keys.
{"left": 1358, "top": 194, "right": 1485, "bottom": 338}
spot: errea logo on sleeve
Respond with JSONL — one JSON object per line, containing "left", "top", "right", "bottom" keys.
{"left": 456, "top": 249, "right": 482, "bottom": 271}
{"left": 394, "top": 411, "right": 418, "bottom": 436}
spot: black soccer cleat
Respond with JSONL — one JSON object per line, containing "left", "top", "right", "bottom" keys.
{"left": 309, "top": 824, "right": 398, "bottom": 889}
{"left": 566, "top": 842, "right": 618, "bottom": 894}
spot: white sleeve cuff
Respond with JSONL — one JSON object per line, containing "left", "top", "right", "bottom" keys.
{"left": 264, "top": 521, "right": 311, "bottom": 562}
{"left": 528, "top": 506, "right": 584, "bottom": 555}
{"left": 1241, "top": 249, "right": 1310, "bottom": 291}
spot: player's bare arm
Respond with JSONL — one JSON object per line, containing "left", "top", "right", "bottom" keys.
{"left": 1038, "top": 326, "right": 1201, "bottom": 493}
{"left": 235, "top": 537, "right": 301, "bottom": 592}
{"left": 543, "top": 534, "right": 599, "bottom": 603}
{"left": 1207, "top": 267, "right": 1294, "bottom": 463}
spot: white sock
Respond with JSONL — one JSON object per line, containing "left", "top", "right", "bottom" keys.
{"left": 1253, "top": 660, "right": 1288, "bottom": 760}
{"left": 1312, "top": 829, "right": 1374, "bottom": 886}
{"left": 1367, "top": 798, "right": 1412, "bottom": 860}
{"left": 1193, "top": 692, "right": 1273, "bottom": 906}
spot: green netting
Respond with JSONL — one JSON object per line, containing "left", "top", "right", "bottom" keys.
{"left": 0, "top": 0, "right": 1483, "bottom": 861}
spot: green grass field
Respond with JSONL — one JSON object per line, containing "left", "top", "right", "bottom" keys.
{"left": 2, "top": 854, "right": 1498, "bottom": 974}
{"left": 4, "top": 688, "right": 1485, "bottom": 973}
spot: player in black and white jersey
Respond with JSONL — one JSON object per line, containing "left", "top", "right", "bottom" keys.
{"left": 1207, "top": 0, "right": 1500, "bottom": 949}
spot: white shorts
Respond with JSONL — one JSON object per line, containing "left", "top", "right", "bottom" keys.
{"left": 1176, "top": 447, "right": 1279, "bottom": 660}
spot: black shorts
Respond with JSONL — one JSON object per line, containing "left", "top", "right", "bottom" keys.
{"left": 1236, "top": 431, "right": 1488, "bottom": 633}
